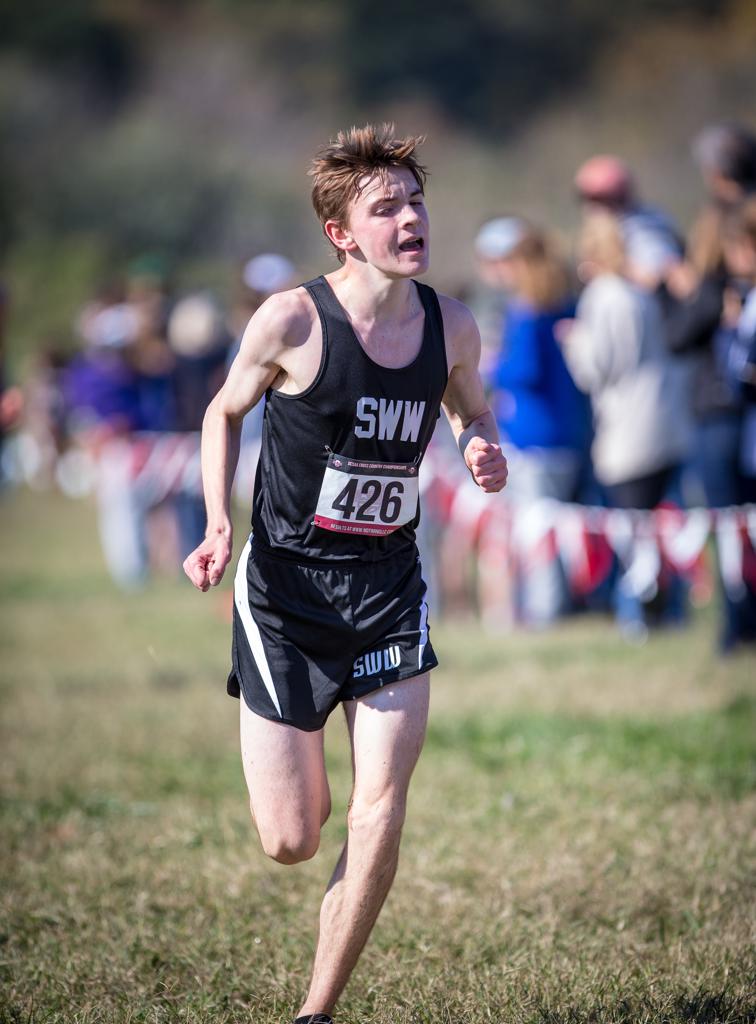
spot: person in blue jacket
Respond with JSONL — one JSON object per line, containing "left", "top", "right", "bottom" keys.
{"left": 491, "top": 225, "right": 592, "bottom": 625}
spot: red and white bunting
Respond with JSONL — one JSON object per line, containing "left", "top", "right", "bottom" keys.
{"left": 71, "top": 432, "right": 756, "bottom": 594}
{"left": 554, "top": 504, "right": 613, "bottom": 596}
{"left": 655, "top": 505, "right": 711, "bottom": 573}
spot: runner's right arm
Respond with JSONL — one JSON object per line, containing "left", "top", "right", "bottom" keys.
{"left": 183, "top": 291, "right": 310, "bottom": 591}
{"left": 439, "top": 295, "right": 508, "bottom": 493}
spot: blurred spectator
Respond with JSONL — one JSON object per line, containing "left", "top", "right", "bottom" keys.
{"left": 715, "top": 196, "right": 756, "bottom": 648}
{"left": 62, "top": 280, "right": 231, "bottom": 587}
{"left": 576, "top": 155, "right": 693, "bottom": 526}
{"left": 490, "top": 224, "right": 591, "bottom": 625}
{"left": 64, "top": 282, "right": 147, "bottom": 587}
{"left": 19, "top": 346, "right": 70, "bottom": 490}
{"left": 726, "top": 201, "right": 756, "bottom": 473}
{"left": 167, "top": 292, "right": 232, "bottom": 557}
{"left": 468, "top": 217, "right": 525, "bottom": 383}
{"left": 227, "top": 254, "right": 297, "bottom": 503}
{"left": 574, "top": 155, "right": 683, "bottom": 289}
{"left": 432, "top": 220, "right": 524, "bottom": 622}
{"left": 663, "top": 216, "right": 746, "bottom": 495}
{"left": 692, "top": 121, "right": 756, "bottom": 208}
{"left": 122, "top": 260, "right": 183, "bottom": 576}
{"left": 0, "top": 283, "right": 24, "bottom": 490}
{"left": 657, "top": 123, "right": 756, "bottom": 650}
{"left": 65, "top": 281, "right": 142, "bottom": 437}
{"left": 126, "top": 257, "right": 176, "bottom": 433}
{"left": 168, "top": 292, "right": 230, "bottom": 433}
{"left": 726, "top": 200, "right": 756, "bottom": 497}
{"left": 561, "top": 211, "right": 691, "bottom": 637}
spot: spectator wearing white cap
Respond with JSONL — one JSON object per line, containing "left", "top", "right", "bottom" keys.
{"left": 228, "top": 254, "right": 298, "bottom": 340}
{"left": 228, "top": 254, "right": 298, "bottom": 502}
{"left": 469, "top": 217, "right": 528, "bottom": 384}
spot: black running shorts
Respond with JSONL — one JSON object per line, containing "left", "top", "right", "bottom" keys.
{"left": 227, "top": 536, "right": 438, "bottom": 731}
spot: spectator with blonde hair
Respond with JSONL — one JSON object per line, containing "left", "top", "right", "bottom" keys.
{"left": 491, "top": 223, "right": 591, "bottom": 625}
{"left": 561, "top": 211, "right": 691, "bottom": 636}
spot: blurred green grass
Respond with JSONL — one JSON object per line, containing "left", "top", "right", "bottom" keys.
{"left": 1, "top": 489, "right": 755, "bottom": 1024}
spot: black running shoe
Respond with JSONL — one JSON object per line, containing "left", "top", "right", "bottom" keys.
{"left": 293, "top": 1016, "right": 333, "bottom": 1024}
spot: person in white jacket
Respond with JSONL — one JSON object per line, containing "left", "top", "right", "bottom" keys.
{"left": 562, "top": 210, "right": 691, "bottom": 508}
{"left": 560, "top": 210, "right": 692, "bottom": 637}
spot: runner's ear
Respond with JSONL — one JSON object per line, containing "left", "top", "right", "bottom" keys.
{"left": 324, "top": 218, "right": 356, "bottom": 254}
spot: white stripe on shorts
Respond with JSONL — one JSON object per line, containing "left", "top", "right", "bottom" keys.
{"left": 417, "top": 593, "right": 429, "bottom": 670}
{"left": 234, "top": 535, "right": 282, "bottom": 717}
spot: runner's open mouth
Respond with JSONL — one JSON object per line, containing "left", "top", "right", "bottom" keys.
{"left": 398, "top": 238, "right": 424, "bottom": 252}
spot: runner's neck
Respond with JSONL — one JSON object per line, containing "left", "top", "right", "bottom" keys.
{"left": 324, "top": 264, "right": 419, "bottom": 326}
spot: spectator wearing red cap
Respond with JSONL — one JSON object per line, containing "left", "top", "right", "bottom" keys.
{"left": 574, "top": 155, "right": 683, "bottom": 290}
{"left": 561, "top": 211, "right": 691, "bottom": 638}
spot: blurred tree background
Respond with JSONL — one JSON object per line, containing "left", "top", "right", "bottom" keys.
{"left": 1, "top": 0, "right": 755, "bottom": 371}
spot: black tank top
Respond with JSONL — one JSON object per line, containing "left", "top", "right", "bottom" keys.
{"left": 250, "top": 275, "right": 448, "bottom": 563}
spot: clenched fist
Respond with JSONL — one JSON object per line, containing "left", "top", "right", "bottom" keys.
{"left": 464, "top": 437, "right": 508, "bottom": 493}
{"left": 183, "top": 531, "right": 232, "bottom": 592}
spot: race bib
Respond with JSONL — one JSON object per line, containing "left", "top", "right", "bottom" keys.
{"left": 313, "top": 450, "right": 419, "bottom": 537}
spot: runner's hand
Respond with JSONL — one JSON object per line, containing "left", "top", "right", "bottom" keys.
{"left": 464, "top": 437, "right": 508, "bottom": 493}
{"left": 183, "top": 533, "right": 232, "bottom": 592}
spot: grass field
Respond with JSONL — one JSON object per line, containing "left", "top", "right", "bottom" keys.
{"left": 1, "top": 489, "right": 755, "bottom": 1024}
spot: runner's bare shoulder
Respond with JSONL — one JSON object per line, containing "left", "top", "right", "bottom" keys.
{"left": 239, "top": 286, "right": 317, "bottom": 366}
{"left": 435, "top": 293, "right": 481, "bottom": 366}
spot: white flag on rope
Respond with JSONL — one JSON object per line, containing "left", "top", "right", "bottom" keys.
{"left": 656, "top": 506, "right": 711, "bottom": 573}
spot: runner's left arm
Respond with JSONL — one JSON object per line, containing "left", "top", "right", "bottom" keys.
{"left": 183, "top": 292, "right": 303, "bottom": 591}
{"left": 439, "top": 297, "right": 508, "bottom": 493}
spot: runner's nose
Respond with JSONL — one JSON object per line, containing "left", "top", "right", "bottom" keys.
{"left": 399, "top": 202, "right": 420, "bottom": 226}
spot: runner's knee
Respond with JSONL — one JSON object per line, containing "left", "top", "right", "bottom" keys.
{"left": 348, "top": 792, "right": 406, "bottom": 844}
{"left": 259, "top": 824, "right": 321, "bottom": 865}
{"left": 247, "top": 799, "right": 322, "bottom": 864}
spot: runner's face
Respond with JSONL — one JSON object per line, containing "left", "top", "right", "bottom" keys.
{"left": 341, "top": 167, "right": 430, "bottom": 276}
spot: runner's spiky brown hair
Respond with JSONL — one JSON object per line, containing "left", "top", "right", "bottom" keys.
{"left": 309, "top": 123, "right": 428, "bottom": 263}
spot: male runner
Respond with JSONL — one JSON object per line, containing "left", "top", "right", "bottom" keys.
{"left": 183, "top": 124, "right": 508, "bottom": 1024}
